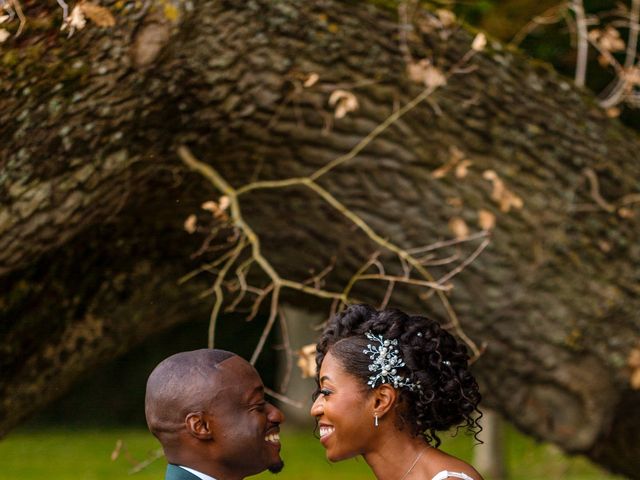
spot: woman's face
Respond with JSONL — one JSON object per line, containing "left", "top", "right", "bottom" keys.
{"left": 309, "top": 350, "right": 375, "bottom": 461}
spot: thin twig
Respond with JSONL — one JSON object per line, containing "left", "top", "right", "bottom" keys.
{"left": 571, "top": 0, "right": 589, "bottom": 87}
{"left": 510, "top": 3, "right": 566, "bottom": 47}
{"left": 379, "top": 280, "right": 395, "bottom": 309}
{"left": 265, "top": 387, "right": 304, "bottom": 409}
{"left": 278, "top": 307, "right": 293, "bottom": 393}
{"left": 625, "top": 0, "right": 640, "bottom": 69}
{"left": 583, "top": 168, "right": 616, "bottom": 212}
{"left": 208, "top": 238, "right": 247, "bottom": 348}
{"left": 407, "top": 231, "right": 489, "bottom": 254}
{"left": 226, "top": 257, "right": 255, "bottom": 312}
{"left": 128, "top": 448, "right": 164, "bottom": 474}
{"left": 12, "top": 0, "right": 26, "bottom": 36}
{"left": 341, "top": 253, "right": 382, "bottom": 304}
{"left": 436, "top": 238, "right": 491, "bottom": 286}
{"left": 355, "top": 274, "right": 452, "bottom": 290}
{"left": 248, "top": 283, "right": 274, "bottom": 321}
{"left": 250, "top": 286, "right": 280, "bottom": 365}
{"left": 178, "top": 244, "right": 241, "bottom": 284}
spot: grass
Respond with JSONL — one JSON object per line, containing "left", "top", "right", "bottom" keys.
{"left": 0, "top": 427, "right": 625, "bottom": 480}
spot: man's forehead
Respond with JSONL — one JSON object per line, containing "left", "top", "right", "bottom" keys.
{"left": 216, "top": 355, "right": 264, "bottom": 397}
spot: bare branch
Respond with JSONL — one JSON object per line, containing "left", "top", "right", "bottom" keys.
{"left": 510, "top": 3, "right": 567, "bottom": 47}
{"left": 250, "top": 285, "right": 280, "bottom": 365}
{"left": 625, "top": 0, "right": 640, "bottom": 69}
{"left": 571, "top": 0, "right": 589, "bottom": 87}
{"left": 436, "top": 238, "right": 491, "bottom": 286}
{"left": 207, "top": 237, "right": 247, "bottom": 348}
{"left": 264, "top": 387, "right": 304, "bottom": 409}
{"left": 277, "top": 307, "right": 293, "bottom": 393}
{"left": 583, "top": 168, "right": 616, "bottom": 213}
{"left": 408, "top": 231, "right": 489, "bottom": 254}
{"left": 379, "top": 279, "right": 395, "bottom": 309}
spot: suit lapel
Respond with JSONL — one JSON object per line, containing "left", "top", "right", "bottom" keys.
{"left": 165, "top": 463, "right": 203, "bottom": 480}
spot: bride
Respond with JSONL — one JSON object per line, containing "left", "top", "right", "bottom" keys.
{"left": 310, "top": 304, "right": 484, "bottom": 480}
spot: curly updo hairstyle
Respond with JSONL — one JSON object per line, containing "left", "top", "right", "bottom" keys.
{"left": 315, "top": 304, "right": 482, "bottom": 447}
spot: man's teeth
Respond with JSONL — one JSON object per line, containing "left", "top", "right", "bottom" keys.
{"left": 319, "top": 426, "right": 334, "bottom": 438}
{"left": 265, "top": 432, "right": 280, "bottom": 443}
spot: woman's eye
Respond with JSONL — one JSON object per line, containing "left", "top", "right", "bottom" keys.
{"left": 319, "top": 388, "right": 332, "bottom": 396}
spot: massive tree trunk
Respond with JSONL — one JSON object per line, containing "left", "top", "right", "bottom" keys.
{"left": 1, "top": 0, "right": 639, "bottom": 476}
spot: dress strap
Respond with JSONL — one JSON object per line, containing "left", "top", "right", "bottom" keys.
{"left": 430, "top": 471, "right": 475, "bottom": 480}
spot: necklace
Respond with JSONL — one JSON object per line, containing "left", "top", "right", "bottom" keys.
{"left": 398, "top": 447, "right": 427, "bottom": 480}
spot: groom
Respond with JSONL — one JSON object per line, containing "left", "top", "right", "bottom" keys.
{"left": 145, "top": 349, "right": 285, "bottom": 480}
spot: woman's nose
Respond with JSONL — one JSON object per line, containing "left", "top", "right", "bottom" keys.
{"left": 309, "top": 396, "right": 323, "bottom": 417}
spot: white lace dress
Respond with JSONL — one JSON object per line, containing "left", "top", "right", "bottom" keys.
{"left": 430, "top": 471, "right": 475, "bottom": 480}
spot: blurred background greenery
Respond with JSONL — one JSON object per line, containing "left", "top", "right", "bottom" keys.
{"left": 0, "top": 427, "right": 624, "bottom": 480}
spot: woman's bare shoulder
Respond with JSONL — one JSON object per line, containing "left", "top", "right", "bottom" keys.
{"left": 422, "top": 448, "right": 484, "bottom": 480}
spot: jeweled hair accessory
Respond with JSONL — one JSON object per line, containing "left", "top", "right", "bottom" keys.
{"left": 363, "top": 331, "right": 420, "bottom": 391}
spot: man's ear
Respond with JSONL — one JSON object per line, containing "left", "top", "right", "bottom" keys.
{"left": 372, "top": 384, "right": 397, "bottom": 417}
{"left": 185, "top": 412, "right": 214, "bottom": 440}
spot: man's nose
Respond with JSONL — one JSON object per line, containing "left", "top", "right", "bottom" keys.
{"left": 268, "top": 402, "right": 285, "bottom": 424}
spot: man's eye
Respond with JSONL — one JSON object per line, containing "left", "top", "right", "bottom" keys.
{"left": 251, "top": 402, "right": 266, "bottom": 411}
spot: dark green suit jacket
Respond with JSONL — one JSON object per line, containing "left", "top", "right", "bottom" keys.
{"left": 165, "top": 464, "right": 204, "bottom": 480}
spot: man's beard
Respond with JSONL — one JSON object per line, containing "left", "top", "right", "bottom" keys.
{"left": 268, "top": 460, "right": 284, "bottom": 474}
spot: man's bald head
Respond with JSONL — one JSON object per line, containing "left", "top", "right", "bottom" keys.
{"left": 145, "top": 349, "right": 235, "bottom": 439}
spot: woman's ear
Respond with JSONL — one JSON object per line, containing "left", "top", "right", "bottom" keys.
{"left": 185, "top": 412, "right": 214, "bottom": 440}
{"left": 373, "top": 384, "right": 398, "bottom": 417}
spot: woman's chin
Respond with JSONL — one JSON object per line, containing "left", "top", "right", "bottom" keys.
{"left": 326, "top": 449, "right": 356, "bottom": 463}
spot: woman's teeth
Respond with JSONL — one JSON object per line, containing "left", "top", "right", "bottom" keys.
{"left": 319, "top": 426, "right": 334, "bottom": 438}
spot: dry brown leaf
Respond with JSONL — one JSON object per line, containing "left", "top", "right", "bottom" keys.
{"left": 406, "top": 59, "right": 447, "bottom": 88}
{"left": 406, "top": 59, "right": 430, "bottom": 84}
{"left": 304, "top": 72, "right": 319, "bottom": 88}
{"left": 432, "top": 146, "right": 466, "bottom": 179}
{"left": 424, "top": 65, "right": 447, "bottom": 88}
{"left": 630, "top": 347, "right": 640, "bottom": 390}
{"left": 606, "top": 107, "right": 621, "bottom": 118}
{"left": 218, "top": 195, "right": 230, "bottom": 211}
{"left": 184, "top": 214, "right": 197, "bottom": 234}
{"left": 618, "top": 207, "right": 635, "bottom": 218}
{"left": 478, "top": 209, "right": 496, "bottom": 231}
{"left": 626, "top": 66, "right": 640, "bottom": 87}
{"left": 80, "top": 1, "right": 116, "bottom": 27}
{"left": 0, "top": 28, "right": 9, "bottom": 43}
{"left": 597, "top": 54, "right": 611, "bottom": 68}
{"left": 598, "top": 240, "right": 612, "bottom": 253}
{"left": 436, "top": 9, "right": 456, "bottom": 27}
{"left": 297, "top": 344, "right": 317, "bottom": 378}
{"left": 631, "top": 369, "right": 640, "bottom": 390}
{"left": 110, "top": 439, "right": 123, "bottom": 461}
{"left": 455, "top": 159, "right": 473, "bottom": 178}
{"left": 448, "top": 217, "right": 469, "bottom": 239}
{"left": 629, "top": 348, "right": 640, "bottom": 368}
{"left": 601, "top": 26, "right": 625, "bottom": 52}
{"left": 431, "top": 164, "right": 452, "bottom": 179}
{"left": 329, "top": 89, "right": 358, "bottom": 119}
{"left": 446, "top": 197, "right": 463, "bottom": 208}
{"left": 483, "top": 169, "right": 523, "bottom": 212}
{"left": 61, "top": 5, "right": 87, "bottom": 34}
{"left": 0, "top": 14, "right": 10, "bottom": 24}
{"left": 471, "top": 33, "right": 487, "bottom": 52}
{"left": 201, "top": 201, "right": 218, "bottom": 213}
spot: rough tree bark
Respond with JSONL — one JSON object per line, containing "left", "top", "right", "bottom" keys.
{"left": 1, "top": 0, "right": 639, "bottom": 477}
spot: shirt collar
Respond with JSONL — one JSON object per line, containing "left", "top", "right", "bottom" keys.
{"left": 179, "top": 465, "right": 217, "bottom": 480}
